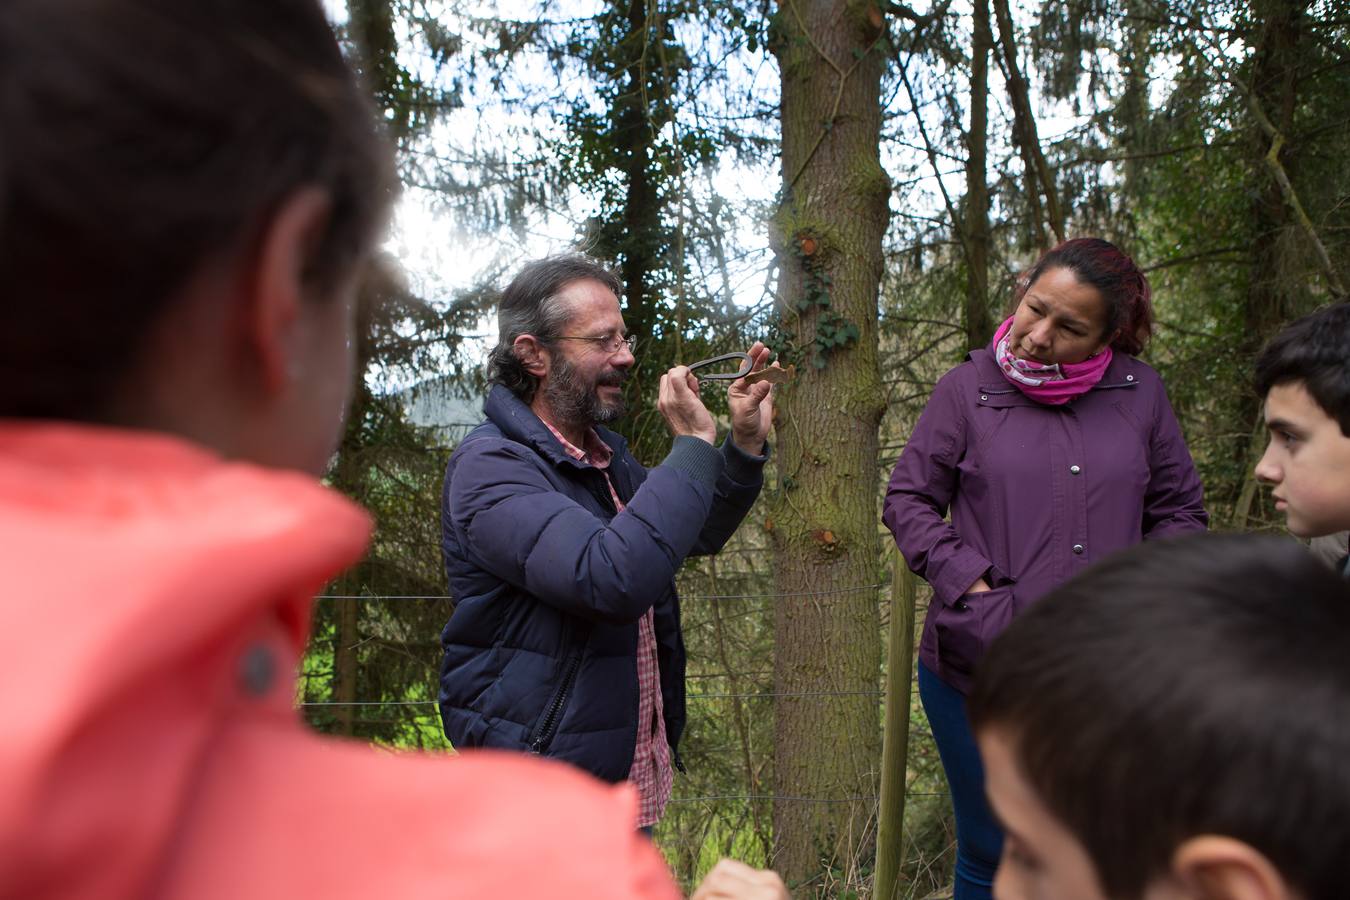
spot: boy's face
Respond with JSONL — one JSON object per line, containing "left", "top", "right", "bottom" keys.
{"left": 978, "top": 727, "right": 1117, "bottom": 900}
{"left": 979, "top": 728, "right": 1298, "bottom": 900}
{"left": 1255, "top": 381, "right": 1350, "bottom": 539}
{"left": 978, "top": 729, "right": 1208, "bottom": 900}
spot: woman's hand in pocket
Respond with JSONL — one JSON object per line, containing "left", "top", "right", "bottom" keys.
{"left": 966, "top": 577, "right": 992, "bottom": 594}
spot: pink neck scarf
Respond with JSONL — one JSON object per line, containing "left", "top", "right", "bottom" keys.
{"left": 991, "top": 316, "right": 1113, "bottom": 406}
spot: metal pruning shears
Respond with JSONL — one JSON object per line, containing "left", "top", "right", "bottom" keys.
{"left": 686, "top": 352, "right": 796, "bottom": 387}
{"left": 687, "top": 352, "right": 754, "bottom": 381}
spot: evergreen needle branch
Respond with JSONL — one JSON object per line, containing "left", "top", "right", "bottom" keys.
{"left": 1142, "top": 245, "right": 1247, "bottom": 274}
{"left": 1179, "top": 11, "right": 1348, "bottom": 300}
{"left": 1248, "top": 96, "right": 1347, "bottom": 299}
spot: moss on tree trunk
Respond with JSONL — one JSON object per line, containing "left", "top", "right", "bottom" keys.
{"left": 768, "top": 1, "right": 889, "bottom": 890}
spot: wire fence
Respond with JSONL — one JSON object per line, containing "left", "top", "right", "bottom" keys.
{"left": 301, "top": 691, "right": 892, "bottom": 709}
{"left": 300, "top": 528, "right": 954, "bottom": 895}
{"left": 313, "top": 581, "right": 889, "bottom": 603}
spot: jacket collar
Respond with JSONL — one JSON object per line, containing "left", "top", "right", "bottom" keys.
{"left": 482, "top": 383, "right": 629, "bottom": 470}
{"left": 969, "top": 347, "right": 1142, "bottom": 394}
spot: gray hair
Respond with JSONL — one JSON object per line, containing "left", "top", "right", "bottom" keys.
{"left": 486, "top": 254, "right": 624, "bottom": 402}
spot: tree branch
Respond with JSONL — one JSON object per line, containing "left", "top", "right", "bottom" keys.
{"left": 1179, "top": 11, "right": 1347, "bottom": 300}
{"left": 1247, "top": 94, "right": 1348, "bottom": 299}
{"left": 894, "top": 49, "right": 969, "bottom": 266}
{"left": 1141, "top": 245, "right": 1247, "bottom": 273}
{"left": 882, "top": 0, "right": 953, "bottom": 31}
{"left": 991, "top": 0, "right": 1063, "bottom": 246}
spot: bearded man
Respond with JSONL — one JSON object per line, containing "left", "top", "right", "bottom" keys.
{"left": 438, "top": 255, "right": 773, "bottom": 831}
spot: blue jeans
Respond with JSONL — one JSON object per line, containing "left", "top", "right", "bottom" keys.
{"left": 918, "top": 661, "right": 1003, "bottom": 900}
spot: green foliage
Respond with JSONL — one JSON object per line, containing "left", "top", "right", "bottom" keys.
{"left": 302, "top": 0, "right": 1350, "bottom": 894}
{"left": 766, "top": 233, "right": 862, "bottom": 371}
{"left": 889, "top": 0, "right": 1350, "bottom": 526}
{"left": 342, "top": 0, "right": 465, "bottom": 146}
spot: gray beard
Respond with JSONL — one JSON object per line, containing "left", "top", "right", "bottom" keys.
{"left": 540, "top": 355, "right": 627, "bottom": 430}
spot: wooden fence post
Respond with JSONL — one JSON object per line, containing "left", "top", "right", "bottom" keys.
{"left": 874, "top": 553, "right": 917, "bottom": 899}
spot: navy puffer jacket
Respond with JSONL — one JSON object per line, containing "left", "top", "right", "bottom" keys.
{"left": 439, "top": 385, "right": 766, "bottom": 782}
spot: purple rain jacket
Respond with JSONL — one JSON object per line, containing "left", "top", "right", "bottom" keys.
{"left": 884, "top": 348, "right": 1208, "bottom": 694}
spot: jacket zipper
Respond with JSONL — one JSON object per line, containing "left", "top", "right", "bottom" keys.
{"left": 591, "top": 477, "right": 618, "bottom": 516}
{"left": 529, "top": 650, "right": 583, "bottom": 754}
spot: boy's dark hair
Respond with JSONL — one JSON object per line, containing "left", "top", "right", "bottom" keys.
{"left": 968, "top": 534, "right": 1350, "bottom": 900}
{"left": 1254, "top": 303, "right": 1350, "bottom": 437}
{"left": 486, "top": 255, "right": 623, "bottom": 403}
{"left": 0, "top": 0, "right": 393, "bottom": 420}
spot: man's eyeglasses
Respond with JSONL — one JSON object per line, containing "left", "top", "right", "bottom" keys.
{"left": 554, "top": 334, "right": 638, "bottom": 355}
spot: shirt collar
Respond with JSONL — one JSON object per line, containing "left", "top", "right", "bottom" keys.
{"left": 541, "top": 420, "right": 613, "bottom": 469}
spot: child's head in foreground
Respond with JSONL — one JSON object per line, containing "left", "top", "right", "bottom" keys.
{"left": 1253, "top": 304, "right": 1350, "bottom": 539}
{"left": 968, "top": 534, "right": 1350, "bottom": 900}
{"left": 0, "top": 0, "right": 392, "bottom": 473}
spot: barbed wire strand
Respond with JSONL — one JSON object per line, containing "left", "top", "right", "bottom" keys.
{"left": 313, "top": 582, "right": 889, "bottom": 603}
{"left": 299, "top": 688, "right": 889, "bottom": 708}
{"left": 668, "top": 791, "right": 949, "bottom": 805}
{"left": 305, "top": 581, "right": 933, "bottom": 824}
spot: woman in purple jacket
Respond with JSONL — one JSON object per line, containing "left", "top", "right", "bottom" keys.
{"left": 883, "top": 238, "right": 1208, "bottom": 899}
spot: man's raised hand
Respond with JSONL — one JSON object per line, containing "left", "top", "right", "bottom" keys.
{"left": 658, "top": 365, "right": 717, "bottom": 445}
{"left": 728, "top": 342, "right": 777, "bottom": 455}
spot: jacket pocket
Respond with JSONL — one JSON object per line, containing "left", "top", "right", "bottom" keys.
{"left": 527, "top": 647, "right": 584, "bottom": 755}
{"left": 932, "top": 585, "right": 1016, "bottom": 676}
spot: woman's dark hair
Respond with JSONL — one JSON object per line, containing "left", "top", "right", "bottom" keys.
{"left": 1254, "top": 303, "right": 1350, "bottom": 437}
{"left": 969, "top": 534, "right": 1350, "bottom": 900}
{"left": 1014, "top": 237, "right": 1154, "bottom": 355}
{"left": 0, "top": 0, "right": 393, "bottom": 419}
{"left": 486, "top": 255, "right": 623, "bottom": 403}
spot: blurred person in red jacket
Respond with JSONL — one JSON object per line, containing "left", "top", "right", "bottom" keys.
{"left": 0, "top": 1, "right": 786, "bottom": 898}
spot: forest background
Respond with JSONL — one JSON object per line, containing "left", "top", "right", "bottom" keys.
{"left": 301, "top": 0, "right": 1350, "bottom": 896}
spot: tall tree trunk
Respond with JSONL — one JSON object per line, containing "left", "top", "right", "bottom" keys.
{"left": 592, "top": 0, "right": 680, "bottom": 463}
{"left": 333, "top": 594, "right": 359, "bottom": 736}
{"left": 768, "top": 1, "right": 888, "bottom": 891}
{"left": 1233, "top": 0, "right": 1308, "bottom": 526}
{"left": 1117, "top": 0, "right": 1154, "bottom": 188}
{"left": 992, "top": 0, "right": 1063, "bottom": 248}
{"left": 346, "top": 0, "right": 412, "bottom": 145}
{"left": 964, "top": 0, "right": 993, "bottom": 350}
{"left": 617, "top": 0, "right": 660, "bottom": 342}
{"left": 326, "top": 276, "right": 383, "bottom": 737}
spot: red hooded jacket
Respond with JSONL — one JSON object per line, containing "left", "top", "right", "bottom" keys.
{"left": 0, "top": 423, "right": 679, "bottom": 899}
